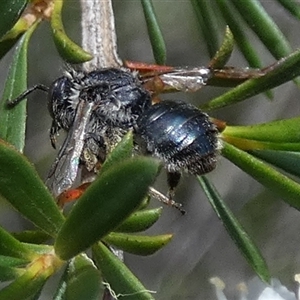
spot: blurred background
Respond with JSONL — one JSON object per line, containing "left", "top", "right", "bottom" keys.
{"left": 1, "top": 1, "right": 300, "bottom": 299}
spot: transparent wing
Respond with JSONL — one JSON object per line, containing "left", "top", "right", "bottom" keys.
{"left": 157, "top": 67, "right": 212, "bottom": 92}
{"left": 46, "top": 100, "right": 94, "bottom": 197}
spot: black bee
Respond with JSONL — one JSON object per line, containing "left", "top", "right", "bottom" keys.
{"left": 8, "top": 66, "right": 220, "bottom": 203}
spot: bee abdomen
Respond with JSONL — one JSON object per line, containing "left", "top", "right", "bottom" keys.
{"left": 136, "top": 100, "right": 220, "bottom": 175}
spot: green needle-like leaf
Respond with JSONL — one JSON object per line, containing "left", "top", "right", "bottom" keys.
{"left": 51, "top": 0, "right": 92, "bottom": 63}
{"left": 0, "top": 140, "right": 65, "bottom": 236}
{"left": 0, "top": 268, "right": 48, "bottom": 300}
{"left": 0, "top": 35, "right": 24, "bottom": 61}
{"left": 0, "top": 226, "right": 34, "bottom": 260}
{"left": 0, "top": 0, "right": 27, "bottom": 40}
{"left": 209, "top": 26, "right": 234, "bottom": 69}
{"left": 202, "top": 48, "right": 300, "bottom": 110}
{"left": 250, "top": 150, "right": 300, "bottom": 178}
{"left": 141, "top": 0, "right": 166, "bottom": 65}
{"left": 230, "top": 0, "right": 292, "bottom": 59}
{"left": 0, "top": 266, "right": 25, "bottom": 282}
{"left": 222, "top": 142, "right": 300, "bottom": 211}
{"left": 223, "top": 117, "right": 300, "bottom": 143}
{"left": 55, "top": 157, "right": 159, "bottom": 260}
{"left": 115, "top": 207, "right": 163, "bottom": 233}
{"left": 216, "top": 0, "right": 263, "bottom": 69}
{"left": 190, "top": 0, "right": 220, "bottom": 58}
{"left": 93, "top": 242, "right": 156, "bottom": 300}
{"left": 0, "top": 24, "right": 37, "bottom": 152}
{"left": 198, "top": 176, "right": 270, "bottom": 283}
{"left": 12, "top": 230, "right": 51, "bottom": 244}
{"left": 221, "top": 136, "right": 300, "bottom": 152}
{"left": 63, "top": 255, "right": 101, "bottom": 300}
{"left": 0, "top": 255, "right": 28, "bottom": 267}
{"left": 100, "top": 131, "right": 134, "bottom": 175}
{"left": 104, "top": 232, "right": 172, "bottom": 256}
{"left": 277, "top": 0, "right": 300, "bottom": 19}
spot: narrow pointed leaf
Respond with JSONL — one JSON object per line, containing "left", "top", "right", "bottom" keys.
{"left": 221, "top": 135, "right": 300, "bottom": 152}
{"left": 141, "top": 0, "right": 166, "bottom": 64}
{"left": 137, "top": 196, "right": 151, "bottom": 210}
{"left": 104, "top": 232, "right": 172, "bottom": 256}
{"left": 223, "top": 118, "right": 300, "bottom": 143}
{"left": 216, "top": 0, "right": 263, "bottom": 69}
{"left": 20, "top": 244, "right": 53, "bottom": 256}
{"left": 0, "top": 226, "right": 35, "bottom": 260}
{"left": 209, "top": 27, "right": 234, "bottom": 68}
{"left": 0, "top": 0, "right": 27, "bottom": 40}
{"left": 55, "top": 157, "right": 159, "bottom": 260}
{"left": 93, "top": 242, "right": 156, "bottom": 300}
{"left": 0, "top": 250, "right": 63, "bottom": 298}
{"left": 12, "top": 230, "right": 51, "bottom": 244}
{"left": 0, "top": 140, "right": 65, "bottom": 236}
{"left": 100, "top": 131, "right": 133, "bottom": 175}
{"left": 51, "top": 0, "right": 92, "bottom": 63}
{"left": 250, "top": 150, "right": 300, "bottom": 178}
{"left": 231, "top": 0, "right": 292, "bottom": 59}
{"left": 190, "top": 0, "right": 220, "bottom": 58}
{"left": 64, "top": 255, "right": 101, "bottom": 300}
{"left": 0, "top": 266, "right": 25, "bottom": 282}
{"left": 222, "top": 142, "right": 300, "bottom": 210}
{"left": 202, "top": 49, "right": 300, "bottom": 110}
{"left": 0, "top": 24, "right": 36, "bottom": 151}
{"left": 277, "top": 0, "right": 300, "bottom": 19}
{"left": 115, "top": 207, "right": 163, "bottom": 233}
{"left": 198, "top": 176, "right": 270, "bottom": 283}
{"left": 0, "top": 35, "right": 23, "bottom": 60}
{"left": 0, "top": 268, "right": 48, "bottom": 300}
{"left": 0, "top": 255, "right": 28, "bottom": 267}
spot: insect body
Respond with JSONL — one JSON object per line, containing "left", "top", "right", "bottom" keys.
{"left": 48, "top": 67, "right": 151, "bottom": 150}
{"left": 135, "top": 100, "right": 220, "bottom": 198}
{"left": 136, "top": 100, "right": 219, "bottom": 175}
{"left": 8, "top": 65, "right": 220, "bottom": 202}
{"left": 47, "top": 67, "right": 152, "bottom": 196}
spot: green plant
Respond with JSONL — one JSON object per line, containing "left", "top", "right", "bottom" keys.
{"left": 1, "top": 0, "right": 300, "bottom": 299}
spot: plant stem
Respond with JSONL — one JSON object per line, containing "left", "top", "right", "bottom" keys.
{"left": 80, "top": 0, "right": 122, "bottom": 70}
{"left": 79, "top": 2, "right": 124, "bottom": 299}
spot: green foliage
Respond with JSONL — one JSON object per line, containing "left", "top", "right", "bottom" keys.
{"left": 198, "top": 176, "right": 270, "bottom": 283}
{"left": 141, "top": 0, "right": 166, "bottom": 64}
{"left": 1, "top": 0, "right": 300, "bottom": 299}
{"left": 0, "top": 0, "right": 26, "bottom": 40}
{"left": 55, "top": 157, "right": 160, "bottom": 260}
{"left": 51, "top": 0, "right": 93, "bottom": 63}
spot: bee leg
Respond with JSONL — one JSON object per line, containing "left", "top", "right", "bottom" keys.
{"left": 50, "top": 120, "right": 61, "bottom": 149}
{"left": 167, "top": 171, "right": 181, "bottom": 200}
{"left": 148, "top": 186, "right": 185, "bottom": 215}
{"left": 82, "top": 133, "right": 106, "bottom": 172}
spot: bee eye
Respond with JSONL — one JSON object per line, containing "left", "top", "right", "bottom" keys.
{"left": 48, "top": 76, "right": 73, "bottom": 119}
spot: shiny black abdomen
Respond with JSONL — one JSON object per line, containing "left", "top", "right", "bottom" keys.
{"left": 136, "top": 100, "right": 220, "bottom": 175}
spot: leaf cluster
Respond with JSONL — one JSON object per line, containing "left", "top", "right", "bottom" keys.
{"left": 1, "top": 0, "right": 300, "bottom": 299}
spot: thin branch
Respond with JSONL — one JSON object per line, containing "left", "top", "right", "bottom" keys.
{"left": 79, "top": 2, "right": 124, "bottom": 300}
{"left": 80, "top": 0, "right": 122, "bottom": 70}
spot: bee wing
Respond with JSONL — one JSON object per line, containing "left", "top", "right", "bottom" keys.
{"left": 158, "top": 67, "right": 212, "bottom": 92}
{"left": 46, "top": 100, "right": 94, "bottom": 197}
